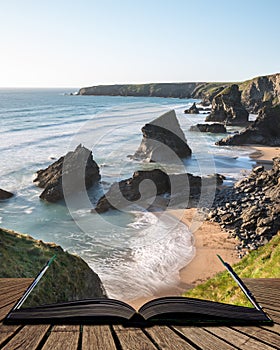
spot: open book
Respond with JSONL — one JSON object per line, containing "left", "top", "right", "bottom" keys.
{"left": 5, "top": 255, "right": 272, "bottom": 326}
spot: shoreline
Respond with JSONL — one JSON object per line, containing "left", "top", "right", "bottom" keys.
{"left": 127, "top": 145, "right": 280, "bottom": 309}
{"left": 127, "top": 208, "right": 239, "bottom": 309}
{"left": 249, "top": 145, "right": 280, "bottom": 164}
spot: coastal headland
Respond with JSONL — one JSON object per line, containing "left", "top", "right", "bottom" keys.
{"left": 78, "top": 72, "right": 280, "bottom": 113}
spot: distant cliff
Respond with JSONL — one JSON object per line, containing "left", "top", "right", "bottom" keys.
{"left": 78, "top": 73, "right": 280, "bottom": 113}
{"left": 78, "top": 82, "right": 203, "bottom": 99}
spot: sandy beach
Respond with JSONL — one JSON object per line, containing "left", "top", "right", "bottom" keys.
{"left": 128, "top": 208, "right": 239, "bottom": 309}
{"left": 128, "top": 146, "right": 280, "bottom": 309}
{"left": 250, "top": 145, "right": 280, "bottom": 163}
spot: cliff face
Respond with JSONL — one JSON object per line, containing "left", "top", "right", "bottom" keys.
{"left": 0, "top": 228, "right": 107, "bottom": 306}
{"left": 239, "top": 73, "right": 280, "bottom": 112}
{"left": 78, "top": 82, "right": 203, "bottom": 98}
{"left": 78, "top": 73, "right": 280, "bottom": 114}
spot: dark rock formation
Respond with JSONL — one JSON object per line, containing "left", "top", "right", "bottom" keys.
{"left": 205, "top": 85, "right": 249, "bottom": 125}
{"left": 216, "top": 104, "right": 280, "bottom": 146}
{"left": 184, "top": 102, "right": 200, "bottom": 114}
{"left": 0, "top": 188, "right": 14, "bottom": 200}
{"left": 0, "top": 228, "right": 106, "bottom": 305}
{"left": 34, "top": 144, "right": 100, "bottom": 202}
{"left": 94, "top": 169, "right": 170, "bottom": 213}
{"left": 94, "top": 169, "right": 224, "bottom": 213}
{"left": 240, "top": 73, "right": 280, "bottom": 112}
{"left": 189, "top": 123, "right": 226, "bottom": 133}
{"left": 208, "top": 157, "right": 280, "bottom": 252}
{"left": 133, "top": 110, "right": 192, "bottom": 162}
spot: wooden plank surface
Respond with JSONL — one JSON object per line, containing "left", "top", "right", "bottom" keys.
{"left": 0, "top": 324, "right": 22, "bottom": 347}
{"left": 0, "top": 278, "right": 33, "bottom": 312}
{"left": 205, "top": 326, "right": 277, "bottom": 350}
{"left": 146, "top": 325, "right": 196, "bottom": 350}
{"left": 174, "top": 326, "right": 239, "bottom": 350}
{"left": 113, "top": 325, "right": 157, "bottom": 350}
{"left": 1, "top": 325, "right": 50, "bottom": 350}
{"left": 41, "top": 325, "right": 80, "bottom": 350}
{"left": 232, "top": 325, "right": 280, "bottom": 349}
{"left": 82, "top": 325, "right": 117, "bottom": 350}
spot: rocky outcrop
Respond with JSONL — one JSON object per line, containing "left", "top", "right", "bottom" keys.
{"left": 34, "top": 144, "right": 100, "bottom": 202}
{"left": 205, "top": 85, "right": 249, "bottom": 125}
{"left": 0, "top": 228, "right": 107, "bottom": 306}
{"left": 0, "top": 188, "right": 14, "bottom": 200}
{"left": 216, "top": 104, "right": 280, "bottom": 146}
{"left": 133, "top": 110, "right": 192, "bottom": 162}
{"left": 94, "top": 169, "right": 224, "bottom": 213}
{"left": 94, "top": 169, "right": 170, "bottom": 213}
{"left": 208, "top": 157, "right": 280, "bottom": 252}
{"left": 240, "top": 73, "right": 280, "bottom": 112}
{"left": 184, "top": 102, "right": 200, "bottom": 114}
{"left": 189, "top": 123, "right": 226, "bottom": 133}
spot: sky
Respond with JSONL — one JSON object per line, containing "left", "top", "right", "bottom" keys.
{"left": 0, "top": 0, "right": 279, "bottom": 88}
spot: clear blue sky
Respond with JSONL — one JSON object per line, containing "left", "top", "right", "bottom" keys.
{"left": 0, "top": 0, "right": 279, "bottom": 88}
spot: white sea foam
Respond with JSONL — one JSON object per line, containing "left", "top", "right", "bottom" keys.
{"left": 92, "top": 211, "right": 195, "bottom": 300}
{"left": 24, "top": 207, "right": 34, "bottom": 214}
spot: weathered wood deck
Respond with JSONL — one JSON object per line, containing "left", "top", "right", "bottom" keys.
{"left": 0, "top": 278, "right": 279, "bottom": 349}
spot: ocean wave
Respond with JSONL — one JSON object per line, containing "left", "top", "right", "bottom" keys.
{"left": 93, "top": 211, "right": 195, "bottom": 300}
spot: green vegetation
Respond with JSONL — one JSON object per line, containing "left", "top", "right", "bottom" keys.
{"left": 183, "top": 233, "right": 280, "bottom": 307}
{"left": 193, "top": 82, "right": 231, "bottom": 98}
{"left": 0, "top": 228, "right": 105, "bottom": 306}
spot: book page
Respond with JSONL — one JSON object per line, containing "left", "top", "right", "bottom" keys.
{"left": 1, "top": 102, "right": 261, "bottom": 316}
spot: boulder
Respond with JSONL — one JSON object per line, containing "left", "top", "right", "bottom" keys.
{"left": 184, "top": 102, "right": 200, "bottom": 114}
{"left": 34, "top": 144, "right": 100, "bottom": 202}
{"left": 189, "top": 123, "right": 226, "bottom": 133}
{"left": 206, "top": 84, "right": 249, "bottom": 125}
{"left": 133, "top": 110, "right": 192, "bottom": 162}
{"left": 0, "top": 188, "right": 14, "bottom": 200}
{"left": 208, "top": 157, "right": 280, "bottom": 250}
{"left": 216, "top": 104, "right": 280, "bottom": 146}
{"left": 94, "top": 170, "right": 224, "bottom": 213}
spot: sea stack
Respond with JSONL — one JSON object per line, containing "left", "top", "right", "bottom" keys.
{"left": 206, "top": 84, "right": 249, "bottom": 125}
{"left": 184, "top": 102, "right": 200, "bottom": 114}
{"left": 34, "top": 144, "right": 100, "bottom": 202}
{"left": 133, "top": 110, "right": 192, "bottom": 162}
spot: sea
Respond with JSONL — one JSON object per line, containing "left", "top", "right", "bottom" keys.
{"left": 0, "top": 88, "right": 257, "bottom": 300}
